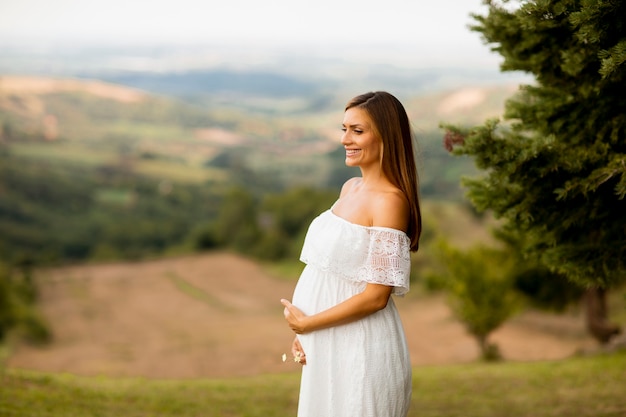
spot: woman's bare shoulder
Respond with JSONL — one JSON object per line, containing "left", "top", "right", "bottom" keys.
{"left": 371, "top": 189, "right": 409, "bottom": 232}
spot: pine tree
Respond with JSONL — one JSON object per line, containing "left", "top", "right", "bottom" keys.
{"left": 443, "top": 0, "right": 626, "bottom": 343}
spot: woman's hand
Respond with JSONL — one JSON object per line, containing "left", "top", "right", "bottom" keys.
{"left": 281, "top": 299, "right": 308, "bottom": 334}
{"left": 291, "top": 337, "right": 307, "bottom": 365}
{"left": 281, "top": 283, "right": 392, "bottom": 335}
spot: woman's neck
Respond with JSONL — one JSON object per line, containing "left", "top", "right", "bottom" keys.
{"left": 358, "top": 166, "right": 391, "bottom": 190}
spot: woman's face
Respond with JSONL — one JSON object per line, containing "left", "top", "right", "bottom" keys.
{"left": 341, "top": 107, "right": 382, "bottom": 169}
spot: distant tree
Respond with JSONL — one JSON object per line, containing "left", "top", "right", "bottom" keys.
{"left": 0, "top": 263, "right": 51, "bottom": 346}
{"left": 443, "top": 0, "right": 626, "bottom": 343}
{"left": 211, "top": 187, "right": 261, "bottom": 253}
{"left": 436, "top": 241, "right": 519, "bottom": 361}
{"left": 262, "top": 187, "right": 336, "bottom": 237}
{"left": 257, "top": 187, "right": 337, "bottom": 260}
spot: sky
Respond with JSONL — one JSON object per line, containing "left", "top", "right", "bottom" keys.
{"left": 0, "top": 0, "right": 501, "bottom": 69}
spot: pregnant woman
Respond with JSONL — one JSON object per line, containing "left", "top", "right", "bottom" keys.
{"left": 281, "top": 91, "right": 422, "bottom": 417}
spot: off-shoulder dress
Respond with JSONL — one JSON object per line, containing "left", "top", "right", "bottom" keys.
{"left": 291, "top": 205, "right": 412, "bottom": 417}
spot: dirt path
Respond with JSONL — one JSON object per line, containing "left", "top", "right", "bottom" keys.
{"left": 8, "top": 252, "right": 596, "bottom": 378}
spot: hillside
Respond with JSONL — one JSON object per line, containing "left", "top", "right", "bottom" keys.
{"left": 0, "top": 74, "right": 517, "bottom": 265}
{"left": 0, "top": 74, "right": 516, "bottom": 188}
{"left": 7, "top": 251, "right": 596, "bottom": 379}
{"left": 0, "top": 76, "right": 605, "bottom": 378}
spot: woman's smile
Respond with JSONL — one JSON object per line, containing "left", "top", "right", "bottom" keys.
{"left": 341, "top": 107, "right": 382, "bottom": 169}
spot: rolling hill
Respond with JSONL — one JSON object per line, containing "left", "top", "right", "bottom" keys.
{"left": 7, "top": 250, "right": 595, "bottom": 379}
{"left": 0, "top": 73, "right": 519, "bottom": 265}
{"left": 0, "top": 74, "right": 518, "bottom": 188}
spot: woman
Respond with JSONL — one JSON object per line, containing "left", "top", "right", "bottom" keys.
{"left": 281, "top": 91, "right": 421, "bottom": 417}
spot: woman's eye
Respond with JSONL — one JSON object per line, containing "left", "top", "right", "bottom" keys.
{"left": 341, "top": 127, "right": 347, "bottom": 132}
{"left": 354, "top": 130, "right": 363, "bottom": 134}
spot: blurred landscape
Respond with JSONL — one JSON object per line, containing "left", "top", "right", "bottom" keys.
{"left": 2, "top": 0, "right": 625, "bottom": 414}
{"left": 0, "top": 43, "right": 617, "bottom": 380}
{"left": 0, "top": 44, "right": 527, "bottom": 265}
{"left": 7, "top": 250, "right": 596, "bottom": 379}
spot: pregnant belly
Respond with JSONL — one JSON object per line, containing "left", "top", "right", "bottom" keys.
{"left": 291, "top": 265, "right": 364, "bottom": 316}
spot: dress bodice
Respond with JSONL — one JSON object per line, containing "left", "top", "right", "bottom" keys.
{"left": 299, "top": 209, "right": 411, "bottom": 296}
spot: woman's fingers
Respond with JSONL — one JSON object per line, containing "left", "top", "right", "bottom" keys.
{"left": 281, "top": 299, "right": 307, "bottom": 334}
{"left": 281, "top": 299, "right": 294, "bottom": 316}
{"left": 292, "top": 338, "right": 307, "bottom": 365}
{"left": 281, "top": 299, "right": 292, "bottom": 318}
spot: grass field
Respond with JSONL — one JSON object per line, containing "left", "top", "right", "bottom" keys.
{"left": 2, "top": 351, "right": 625, "bottom": 417}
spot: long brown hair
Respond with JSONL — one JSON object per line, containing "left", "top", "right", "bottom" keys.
{"left": 345, "top": 91, "right": 422, "bottom": 252}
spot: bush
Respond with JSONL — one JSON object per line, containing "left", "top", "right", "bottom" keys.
{"left": 0, "top": 263, "right": 51, "bottom": 345}
{"left": 436, "top": 241, "right": 520, "bottom": 360}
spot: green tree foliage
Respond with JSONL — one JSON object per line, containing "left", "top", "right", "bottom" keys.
{"left": 211, "top": 187, "right": 261, "bottom": 253}
{"left": 257, "top": 187, "right": 337, "bottom": 260}
{"left": 493, "top": 227, "right": 585, "bottom": 311}
{"left": 261, "top": 187, "right": 336, "bottom": 238}
{"left": 203, "top": 186, "right": 338, "bottom": 261}
{"left": 436, "top": 241, "right": 519, "bottom": 360}
{"left": 0, "top": 147, "right": 340, "bottom": 267}
{"left": 443, "top": 0, "right": 626, "bottom": 289}
{"left": 0, "top": 263, "right": 51, "bottom": 345}
{"left": 0, "top": 153, "right": 218, "bottom": 265}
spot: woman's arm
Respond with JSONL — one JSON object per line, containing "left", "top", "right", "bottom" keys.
{"left": 281, "top": 283, "right": 392, "bottom": 334}
{"left": 281, "top": 187, "right": 407, "bottom": 334}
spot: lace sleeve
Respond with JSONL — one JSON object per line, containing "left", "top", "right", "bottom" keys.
{"left": 357, "top": 228, "right": 411, "bottom": 296}
{"left": 299, "top": 211, "right": 412, "bottom": 296}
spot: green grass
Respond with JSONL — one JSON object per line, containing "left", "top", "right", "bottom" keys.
{"left": 2, "top": 352, "right": 625, "bottom": 417}
{"left": 412, "top": 353, "right": 626, "bottom": 417}
{"left": 1, "top": 371, "right": 299, "bottom": 417}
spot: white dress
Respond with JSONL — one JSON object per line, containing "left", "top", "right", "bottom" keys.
{"left": 291, "top": 206, "right": 412, "bottom": 417}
